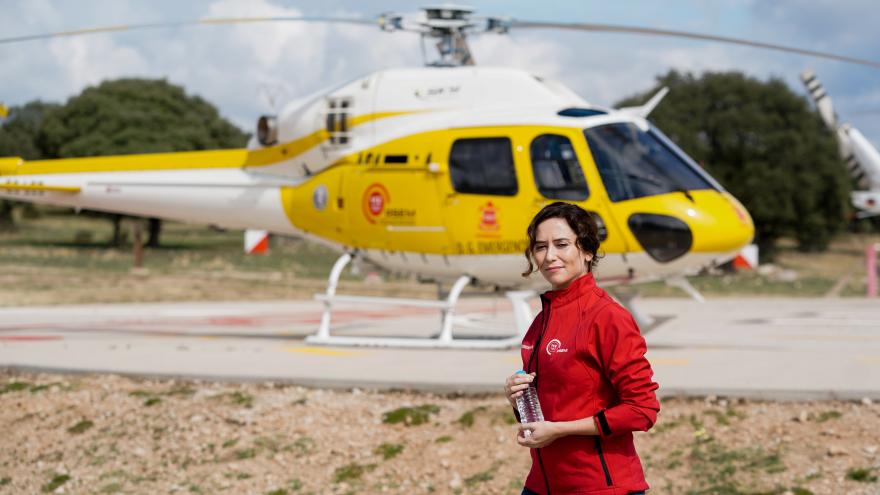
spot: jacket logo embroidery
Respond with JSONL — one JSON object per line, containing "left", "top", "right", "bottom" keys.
{"left": 521, "top": 344, "right": 533, "bottom": 350}
{"left": 546, "top": 339, "right": 569, "bottom": 355}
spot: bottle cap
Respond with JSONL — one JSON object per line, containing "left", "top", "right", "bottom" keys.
{"left": 515, "top": 370, "right": 527, "bottom": 375}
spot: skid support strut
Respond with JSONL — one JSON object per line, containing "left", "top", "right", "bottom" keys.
{"left": 305, "top": 252, "right": 535, "bottom": 349}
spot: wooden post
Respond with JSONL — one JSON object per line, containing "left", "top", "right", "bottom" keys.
{"left": 868, "top": 243, "right": 878, "bottom": 298}
{"left": 132, "top": 220, "right": 144, "bottom": 269}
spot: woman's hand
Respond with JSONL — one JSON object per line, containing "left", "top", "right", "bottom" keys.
{"left": 517, "top": 421, "right": 561, "bottom": 448}
{"left": 504, "top": 371, "right": 535, "bottom": 408}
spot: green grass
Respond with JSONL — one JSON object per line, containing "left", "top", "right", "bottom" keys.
{"left": 435, "top": 435, "right": 453, "bottom": 443}
{"left": 41, "top": 474, "right": 70, "bottom": 493}
{"left": 465, "top": 462, "right": 500, "bottom": 487}
{"left": 790, "top": 487, "right": 815, "bottom": 495}
{"left": 456, "top": 406, "right": 488, "bottom": 428}
{"left": 254, "top": 437, "right": 282, "bottom": 454}
{"left": 333, "top": 462, "right": 376, "bottom": 483}
{"left": 214, "top": 391, "right": 254, "bottom": 408}
{"left": 129, "top": 388, "right": 188, "bottom": 407}
{"left": 685, "top": 435, "right": 788, "bottom": 493}
{"left": 67, "top": 419, "right": 94, "bottom": 434}
{"left": 0, "top": 382, "right": 31, "bottom": 394}
{"left": 814, "top": 410, "right": 842, "bottom": 422}
{"left": 846, "top": 467, "right": 878, "bottom": 482}
{"left": 292, "top": 437, "right": 315, "bottom": 456}
{"left": 374, "top": 442, "right": 404, "bottom": 460}
{"left": 703, "top": 410, "right": 731, "bottom": 426}
{"left": 0, "top": 208, "right": 348, "bottom": 277}
{"left": 28, "top": 382, "right": 61, "bottom": 393}
{"left": 382, "top": 404, "right": 440, "bottom": 426}
{"left": 652, "top": 416, "right": 684, "bottom": 434}
{"left": 233, "top": 448, "right": 256, "bottom": 460}
{"left": 224, "top": 471, "right": 252, "bottom": 480}
{"left": 100, "top": 482, "right": 122, "bottom": 493}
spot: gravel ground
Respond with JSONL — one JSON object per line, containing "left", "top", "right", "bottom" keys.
{"left": 1, "top": 372, "right": 879, "bottom": 495}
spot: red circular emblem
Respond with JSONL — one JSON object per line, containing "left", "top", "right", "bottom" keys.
{"left": 369, "top": 191, "right": 384, "bottom": 215}
{"left": 362, "top": 183, "right": 390, "bottom": 224}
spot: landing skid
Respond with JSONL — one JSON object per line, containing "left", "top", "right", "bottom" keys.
{"left": 304, "top": 252, "right": 535, "bottom": 349}
{"left": 612, "top": 276, "right": 705, "bottom": 332}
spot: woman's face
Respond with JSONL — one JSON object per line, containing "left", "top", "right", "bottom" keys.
{"left": 533, "top": 217, "right": 593, "bottom": 290}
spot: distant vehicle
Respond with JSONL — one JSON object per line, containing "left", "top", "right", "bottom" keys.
{"left": 802, "top": 70, "right": 880, "bottom": 218}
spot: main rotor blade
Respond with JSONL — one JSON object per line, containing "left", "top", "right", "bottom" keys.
{"left": 0, "top": 16, "right": 377, "bottom": 45}
{"left": 510, "top": 21, "right": 880, "bottom": 70}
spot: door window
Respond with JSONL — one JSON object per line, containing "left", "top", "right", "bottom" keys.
{"left": 449, "top": 138, "right": 517, "bottom": 196}
{"left": 530, "top": 134, "right": 589, "bottom": 200}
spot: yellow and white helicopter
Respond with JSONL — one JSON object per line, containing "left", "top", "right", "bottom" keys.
{"left": 1, "top": 7, "right": 877, "bottom": 347}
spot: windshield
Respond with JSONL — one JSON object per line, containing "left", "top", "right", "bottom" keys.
{"left": 583, "top": 123, "right": 717, "bottom": 202}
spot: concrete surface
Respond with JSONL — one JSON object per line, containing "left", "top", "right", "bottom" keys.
{"left": 1, "top": 297, "right": 878, "bottom": 400}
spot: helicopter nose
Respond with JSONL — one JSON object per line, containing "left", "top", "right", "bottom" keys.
{"left": 617, "top": 190, "right": 754, "bottom": 265}
{"left": 683, "top": 191, "right": 754, "bottom": 256}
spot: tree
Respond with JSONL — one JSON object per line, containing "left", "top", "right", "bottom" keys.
{"left": 0, "top": 101, "right": 60, "bottom": 230}
{"left": 616, "top": 71, "right": 849, "bottom": 257}
{"left": 0, "top": 101, "right": 58, "bottom": 159}
{"left": 37, "top": 78, "right": 247, "bottom": 158}
{"left": 1, "top": 78, "right": 247, "bottom": 243}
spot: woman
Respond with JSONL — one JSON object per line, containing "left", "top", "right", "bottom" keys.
{"left": 504, "top": 202, "right": 659, "bottom": 495}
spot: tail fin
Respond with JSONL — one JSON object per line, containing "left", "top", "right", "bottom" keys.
{"left": 801, "top": 70, "right": 879, "bottom": 190}
{"left": 800, "top": 70, "right": 838, "bottom": 130}
{"left": 618, "top": 87, "right": 669, "bottom": 118}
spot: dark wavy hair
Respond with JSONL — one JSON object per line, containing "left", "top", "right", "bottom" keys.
{"left": 522, "top": 202, "right": 602, "bottom": 277}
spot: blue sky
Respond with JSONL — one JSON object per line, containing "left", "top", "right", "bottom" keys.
{"left": 2, "top": 0, "right": 879, "bottom": 147}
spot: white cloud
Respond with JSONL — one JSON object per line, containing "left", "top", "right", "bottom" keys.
{"left": 46, "top": 36, "right": 149, "bottom": 92}
{"left": 2, "top": 0, "right": 878, "bottom": 147}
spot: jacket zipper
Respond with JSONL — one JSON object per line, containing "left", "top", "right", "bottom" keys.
{"left": 532, "top": 296, "right": 552, "bottom": 495}
{"left": 594, "top": 436, "right": 613, "bottom": 486}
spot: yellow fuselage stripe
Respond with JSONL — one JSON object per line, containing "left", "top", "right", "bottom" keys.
{"left": 2, "top": 111, "right": 415, "bottom": 176}
{"left": 0, "top": 183, "right": 81, "bottom": 193}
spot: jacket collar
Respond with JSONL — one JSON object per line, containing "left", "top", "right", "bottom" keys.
{"left": 542, "top": 272, "right": 596, "bottom": 308}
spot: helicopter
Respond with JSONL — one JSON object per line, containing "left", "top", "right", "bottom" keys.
{"left": 801, "top": 70, "right": 880, "bottom": 219}
{"left": 1, "top": 6, "right": 877, "bottom": 347}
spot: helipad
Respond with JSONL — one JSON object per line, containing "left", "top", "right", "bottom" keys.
{"left": 1, "top": 297, "right": 878, "bottom": 400}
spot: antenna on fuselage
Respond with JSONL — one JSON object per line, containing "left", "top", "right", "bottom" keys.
{"left": 379, "top": 5, "right": 509, "bottom": 66}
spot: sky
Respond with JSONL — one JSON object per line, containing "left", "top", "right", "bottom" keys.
{"left": 2, "top": 0, "right": 879, "bottom": 147}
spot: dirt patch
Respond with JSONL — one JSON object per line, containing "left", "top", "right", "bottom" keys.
{"left": 1, "top": 372, "right": 879, "bottom": 494}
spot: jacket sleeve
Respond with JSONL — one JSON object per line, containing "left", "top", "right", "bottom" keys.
{"left": 590, "top": 303, "right": 660, "bottom": 437}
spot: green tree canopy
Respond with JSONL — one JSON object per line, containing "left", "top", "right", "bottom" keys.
{"left": 36, "top": 78, "right": 247, "bottom": 158}
{"left": 0, "top": 79, "right": 246, "bottom": 238}
{"left": 0, "top": 101, "right": 59, "bottom": 159}
{"left": 616, "top": 70, "right": 849, "bottom": 255}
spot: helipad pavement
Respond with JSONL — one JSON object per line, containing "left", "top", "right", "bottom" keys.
{"left": 1, "top": 296, "right": 878, "bottom": 400}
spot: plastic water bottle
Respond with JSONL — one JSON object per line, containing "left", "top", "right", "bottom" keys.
{"left": 515, "top": 370, "right": 544, "bottom": 436}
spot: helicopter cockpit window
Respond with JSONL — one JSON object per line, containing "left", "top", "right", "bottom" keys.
{"left": 449, "top": 138, "right": 517, "bottom": 196}
{"left": 584, "top": 123, "right": 715, "bottom": 202}
{"left": 530, "top": 134, "right": 589, "bottom": 201}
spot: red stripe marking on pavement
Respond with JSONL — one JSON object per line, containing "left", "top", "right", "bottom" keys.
{"left": 0, "top": 335, "right": 63, "bottom": 341}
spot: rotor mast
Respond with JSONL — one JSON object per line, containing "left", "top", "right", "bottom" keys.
{"left": 379, "top": 5, "right": 509, "bottom": 67}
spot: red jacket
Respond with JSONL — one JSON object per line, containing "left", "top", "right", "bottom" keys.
{"left": 520, "top": 273, "right": 659, "bottom": 495}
